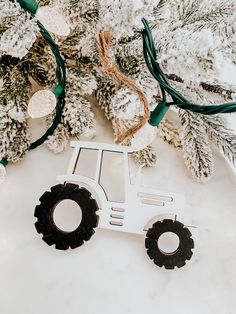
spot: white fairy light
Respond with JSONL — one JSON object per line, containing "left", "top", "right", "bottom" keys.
{"left": 131, "top": 122, "right": 157, "bottom": 151}
{"left": 35, "top": 6, "right": 70, "bottom": 36}
{"left": 0, "top": 164, "right": 7, "bottom": 185}
{"left": 80, "top": 128, "right": 96, "bottom": 140}
{"left": 28, "top": 90, "right": 57, "bottom": 119}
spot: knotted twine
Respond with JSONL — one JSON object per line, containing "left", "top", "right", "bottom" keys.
{"left": 97, "top": 31, "right": 150, "bottom": 144}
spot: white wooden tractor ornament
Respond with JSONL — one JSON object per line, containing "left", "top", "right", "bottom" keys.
{"left": 34, "top": 141, "right": 195, "bottom": 270}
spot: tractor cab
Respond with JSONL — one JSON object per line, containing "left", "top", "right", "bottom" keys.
{"left": 62, "top": 141, "right": 133, "bottom": 204}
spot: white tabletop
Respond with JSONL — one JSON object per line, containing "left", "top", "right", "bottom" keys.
{"left": 0, "top": 107, "right": 235, "bottom": 314}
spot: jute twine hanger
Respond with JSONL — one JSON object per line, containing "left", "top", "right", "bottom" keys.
{"left": 97, "top": 31, "right": 150, "bottom": 144}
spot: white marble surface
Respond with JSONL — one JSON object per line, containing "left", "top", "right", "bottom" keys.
{"left": 0, "top": 107, "right": 236, "bottom": 314}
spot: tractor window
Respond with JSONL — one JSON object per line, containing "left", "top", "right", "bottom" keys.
{"left": 73, "top": 148, "right": 98, "bottom": 180}
{"left": 99, "top": 151, "right": 125, "bottom": 203}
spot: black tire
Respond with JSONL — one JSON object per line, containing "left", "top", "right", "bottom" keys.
{"left": 145, "top": 219, "right": 194, "bottom": 269}
{"left": 34, "top": 183, "right": 99, "bottom": 250}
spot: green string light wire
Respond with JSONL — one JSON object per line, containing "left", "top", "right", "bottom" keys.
{"left": 141, "top": 18, "right": 236, "bottom": 127}
{"left": 30, "top": 21, "right": 66, "bottom": 149}
{"left": 16, "top": 0, "right": 39, "bottom": 14}
{"left": 0, "top": 159, "right": 8, "bottom": 168}
{"left": 0, "top": 0, "right": 66, "bottom": 169}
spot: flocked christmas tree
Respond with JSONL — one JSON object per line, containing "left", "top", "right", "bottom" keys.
{"left": 0, "top": 0, "right": 236, "bottom": 183}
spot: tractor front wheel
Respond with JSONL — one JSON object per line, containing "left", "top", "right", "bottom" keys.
{"left": 34, "top": 183, "right": 99, "bottom": 250}
{"left": 145, "top": 219, "right": 194, "bottom": 269}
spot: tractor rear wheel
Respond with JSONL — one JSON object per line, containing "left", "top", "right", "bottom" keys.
{"left": 34, "top": 183, "right": 99, "bottom": 250}
{"left": 145, "top": 219, "right": 194, "bottom": 269}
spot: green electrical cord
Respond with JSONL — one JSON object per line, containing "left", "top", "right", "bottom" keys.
{"left": 16, "top": 0, "right": 39, "bottom": 14}
{"left": 0, "top": 159, "right": 8, "bottom": 168}
{"left": 0, "top": 1, "right": 66, "bottom": 169}
{"left": 30, "top": 21, "right": 66, "bottom": 149}
{"left": 141, "top": 18, "right": 236, "bottom": 126}
{"left": 19, "top": 0, "right": 67, "bottom": 149}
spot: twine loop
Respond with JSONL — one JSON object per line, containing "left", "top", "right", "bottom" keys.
{"left": 97, "top": 31, "right": 150, "bottom": 144}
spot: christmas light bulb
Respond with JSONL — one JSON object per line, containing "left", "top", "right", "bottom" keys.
{"left": 28, "top": 90, "right": 57, "bottom": 119}
{"left": 35, "top": 6, "right": 70, "bottom": 36}
{"left": 131, "top": 122, "right": 157, "bottom": 151}
{"left": 81, "top": 128, "right": 96, "bottom": 140}
{"left": 0, "top": 164, "right": 7, "bottom": 185}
